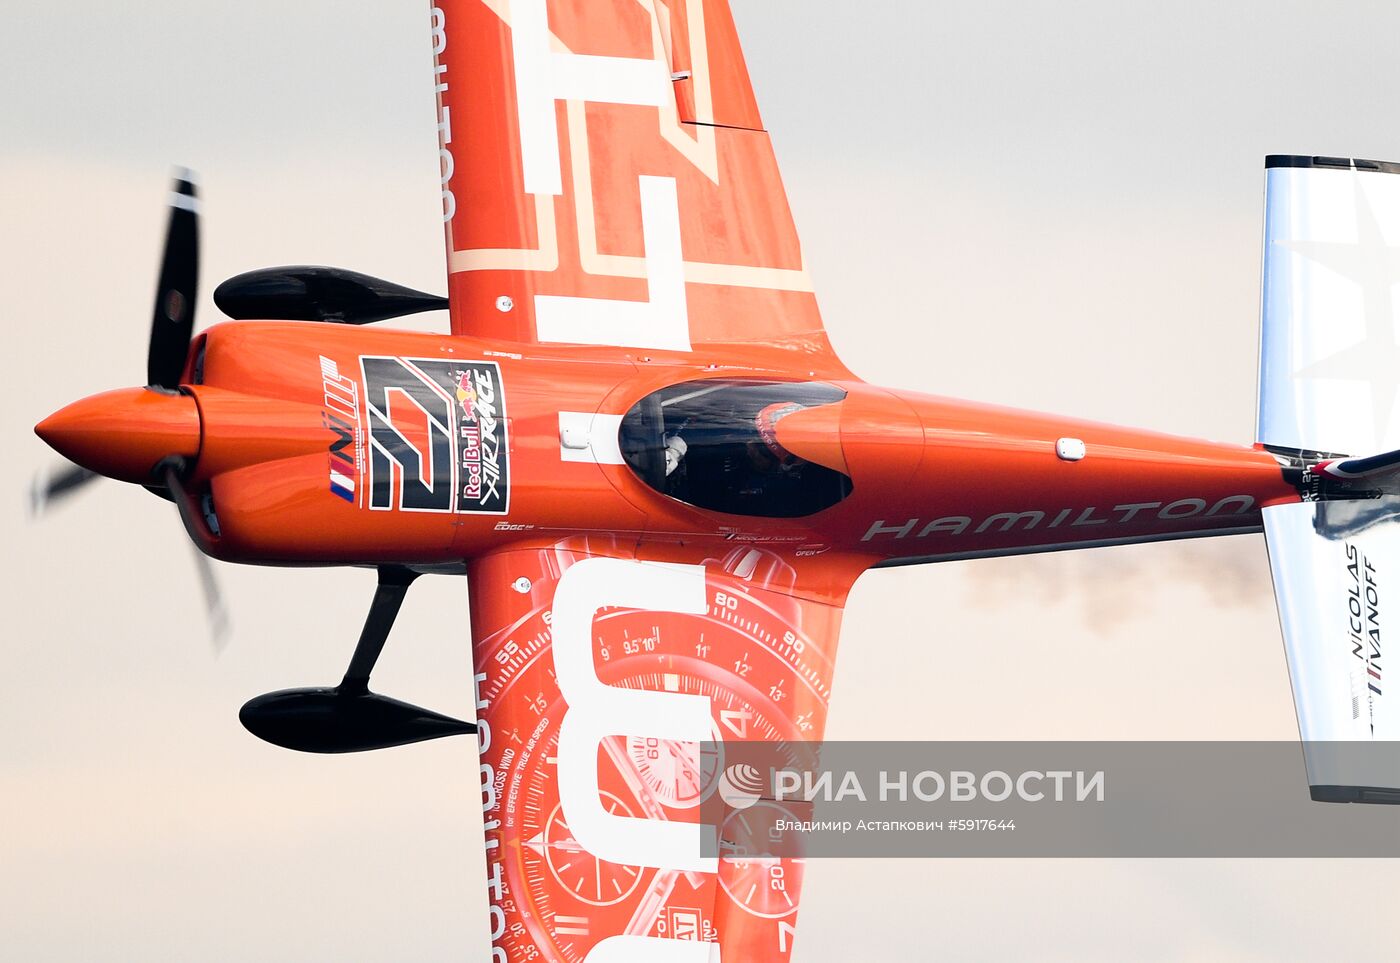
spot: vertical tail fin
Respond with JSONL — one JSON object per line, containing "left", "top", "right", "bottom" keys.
{"left": 1257, "top": 156, "right": 1400, "bottom": 801}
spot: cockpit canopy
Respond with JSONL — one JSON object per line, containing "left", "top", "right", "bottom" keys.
{"left": 619, "top": 379, "right": 852, "bottom": 518}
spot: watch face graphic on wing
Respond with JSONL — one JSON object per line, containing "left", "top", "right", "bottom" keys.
{"left": 626, "top": 728, "right": 721, "bottom": 811}
{"left": 472, "top": 543, "right": 841, "bottom": 962}
{"left": 533, "top": 794, "right": 644, "bottom": 908}
{"left": 716, "top": 800, "right": 807, "bottom": 919}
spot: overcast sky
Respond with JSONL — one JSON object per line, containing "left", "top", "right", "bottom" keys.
{"left": 5, "top": 1, "right": 1400, "bottom": 960}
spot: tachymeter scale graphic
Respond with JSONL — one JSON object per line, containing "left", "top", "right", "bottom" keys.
{"left": 718, "top": 801, "right": 807, "bottom": 919}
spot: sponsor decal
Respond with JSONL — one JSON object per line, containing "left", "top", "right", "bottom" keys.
{"left": 319, "top": 356, "right": 364, "bottom": 504}
{"left": 665, "top": 907, "right": 704, "bottom": 942}
{"left": 860, "top": 495, "right": 1257, "bottom": 542}
{"left": 360, "top": 356, "right": 510, "bottom": 514}
{"left": 1344, "top": 542, "right": 1383, "bottom": 729}
{"left": 430, "top": 5, "right": 455, "bottom": 223}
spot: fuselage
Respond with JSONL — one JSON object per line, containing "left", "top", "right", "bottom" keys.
{"left": 38, "top": 320, "right": 1299, "bottom": 575}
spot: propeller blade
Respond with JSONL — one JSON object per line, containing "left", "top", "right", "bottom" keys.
{"left": 28, "top": 461, "right": 99, "bottom": 517}
{"left": 29, "top": 456, "right": 231, "bottom": 647}
{"left": 147, "top": 171, "right": 200, "bottom": 388}
{"left": 161, "top": 459, "right": 233, "bottom": 649}
{"left": 189, "top": 541, "right": 231, "bottom": 652}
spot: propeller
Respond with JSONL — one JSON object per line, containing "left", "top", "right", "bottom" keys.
{"left": 29, "top": 462, "right": 99, "bottom": 517}
{"left": 148, "top": 172, "right": 200, "bottom": 388}
{"left": 29, "top": 170, "right": 228, "bottom": 649}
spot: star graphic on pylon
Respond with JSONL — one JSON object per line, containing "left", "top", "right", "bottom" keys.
{"left": 1285, "top": 176, "right": 1400, "bottom": 448}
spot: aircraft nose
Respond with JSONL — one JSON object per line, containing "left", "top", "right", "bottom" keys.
{"left": 36, "top": 387, "right": 201, "bottom": 484}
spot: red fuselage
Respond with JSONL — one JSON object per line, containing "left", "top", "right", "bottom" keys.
{"left": 38, "top": 320, "right": 1299, "bottom": 574}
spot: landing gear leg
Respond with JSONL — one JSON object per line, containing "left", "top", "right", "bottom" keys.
{"left": 340, "top": 566, "right": 418, "bottom": 693}
{"left": 239, "top": 566, "right": 476, "bottom": 753}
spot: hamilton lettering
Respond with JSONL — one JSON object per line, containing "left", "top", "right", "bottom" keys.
{"left": 430, "top": 6, "right": 455, "bottom": 222}
{"left": 861, "top": 495, "right": 1257, "bottom": 542}
{"left": 976, "top": 511, "right": 1045, "bottom": 534}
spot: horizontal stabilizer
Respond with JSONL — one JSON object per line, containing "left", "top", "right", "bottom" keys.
{"left": 1314, "top": 448, "right": 1400, "bottom": 492}
{"left": 1262, "top": 501, "right": 1398, "bottom": 801}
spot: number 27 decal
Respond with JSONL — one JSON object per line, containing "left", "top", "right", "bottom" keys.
{"left": 359, "top": 356, "right": 510, "bottom": 515}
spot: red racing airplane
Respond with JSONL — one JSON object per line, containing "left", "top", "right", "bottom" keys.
{"left": 32, "top": 1, "right": 1400, "bottom": 960}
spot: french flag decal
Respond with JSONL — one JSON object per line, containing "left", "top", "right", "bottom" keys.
{"left": 329, "top": 470, "right": 356, "bottom": 503}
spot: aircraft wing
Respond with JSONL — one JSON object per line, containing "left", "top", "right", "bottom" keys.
{"left": 467, "top": 536, "right": 865, "bottom": 961}
{"left": 430, "top": 0, "right": 849, "bottom": 375}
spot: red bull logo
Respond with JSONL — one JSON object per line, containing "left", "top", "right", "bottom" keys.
{"left": 456, "top": 372, "right": 479, "bottom": 422}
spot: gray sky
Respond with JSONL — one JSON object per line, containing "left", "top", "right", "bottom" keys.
{"left": 5, "top": 1, "right": 1400, "bottom": 959}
